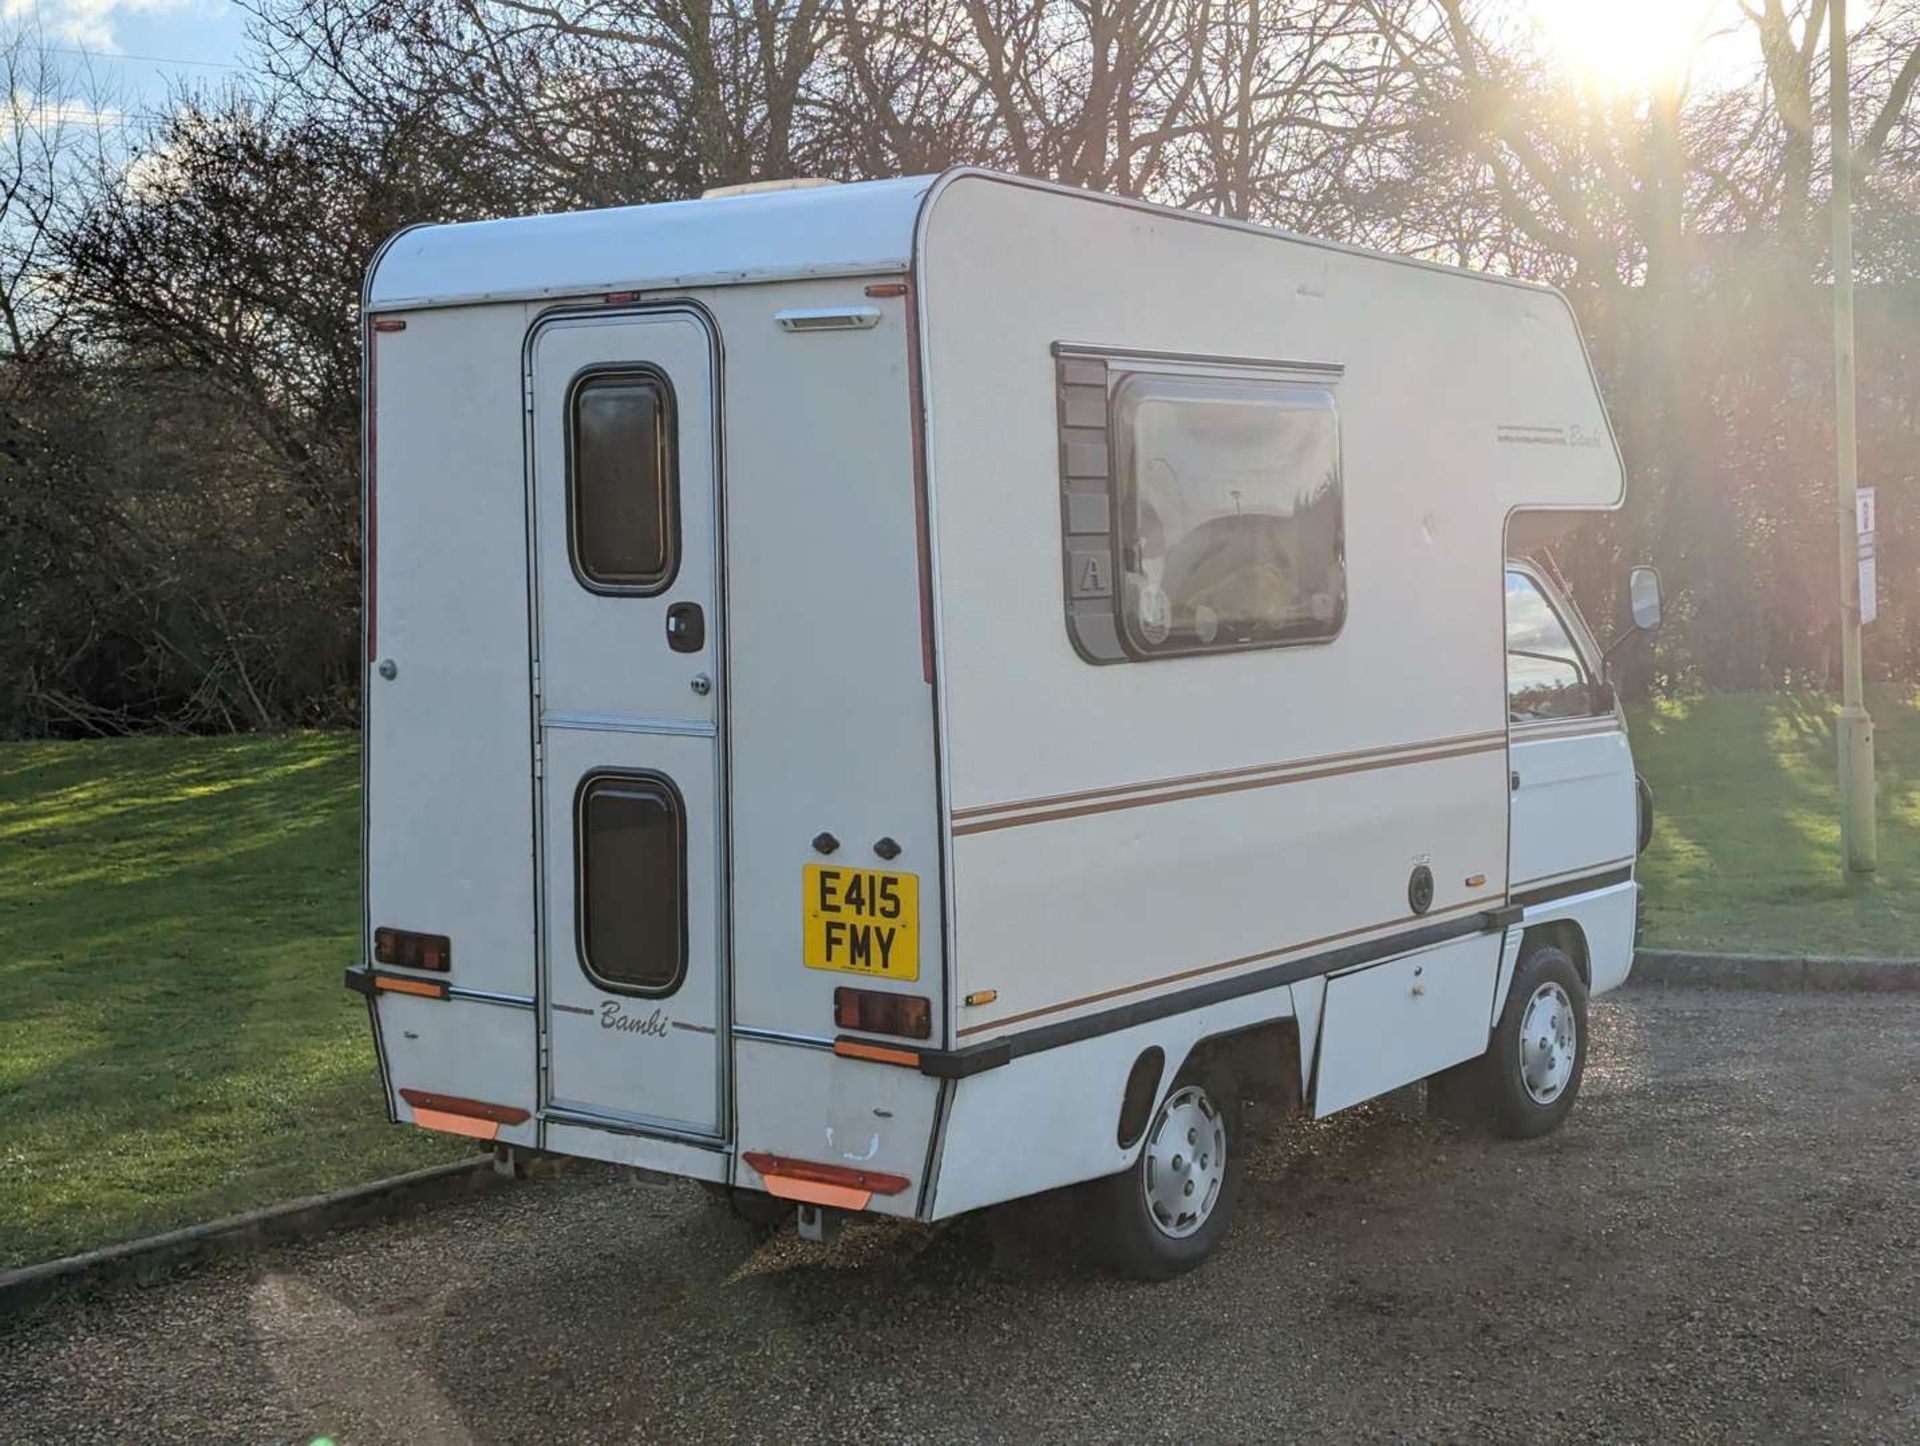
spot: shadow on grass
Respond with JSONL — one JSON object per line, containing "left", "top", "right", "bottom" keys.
{"left": 0, "top": 735, "right": 465, "bottom": 1269}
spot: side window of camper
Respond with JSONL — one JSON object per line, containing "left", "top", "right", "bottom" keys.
{"left": 576, "top": 772, "right": 686, "bottom": 995}
{"left": 1113, "top": 376, "right": 1345, "bottom": 656}
{"left": 1505, "top": 571, "right": 1599, "bottom": 722}
{"left": 568, "top": 369, "right": 679, "bottom": 593}
{"left": 1055, "top": 350, "right": 1346, "bottom": 663}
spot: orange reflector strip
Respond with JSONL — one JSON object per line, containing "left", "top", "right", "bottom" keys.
{"left": 1466, "top": 873, "right": 1488, "bottom": 888}
{"left": 399, "top": 1088, "right": 530, "bottom": 1125}
{"left": 964, "top": 989, "right": 998, "bottom": 1007}
{"left": 412, "top": 1106, "right": 499, "bottom": 1141}
{"left": 371, "top": 317, "right": 407, "bottom": 333}
{"left": 762, "top": 1176, "right": 870, "bottom": 1210}
{"left": 833, "top": 1039, "right": 921, "bottom": 1068}
{"left": 864, "top": 281, "right": 909, "bottom": 298}
{"left": 741, "top": 1150, "right": 910, "bottom": 1211}
{"left": 374, "top": 975, "right": 447, "bottom": 998}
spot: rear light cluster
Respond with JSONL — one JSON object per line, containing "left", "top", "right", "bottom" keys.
{"left": 374, "top": 927, "right": 452, "bottom": 972}
{"left": 833, "top": 986, "right": 931, "bottom": 1039}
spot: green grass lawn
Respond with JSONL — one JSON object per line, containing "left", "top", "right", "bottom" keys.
{"left": 1, "top": 696, "right": 1915, "bottom": 1268}
{"left": 0, "top": 735, "right": 465, "bottom": 1271}
{"left": 1629, "top": 686, "right": 1920, "bottom": 956}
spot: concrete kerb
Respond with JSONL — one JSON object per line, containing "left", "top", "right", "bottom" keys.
{"left": 1632, "top": 948, "right": 1920, "bottom": 992}
{"left": 0, "top": 1155, "right": 504, "bottom": 1319}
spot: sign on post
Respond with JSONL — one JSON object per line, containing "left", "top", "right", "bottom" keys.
{"left": 1857, "top": 486, "right": 1878, "bottom": 626}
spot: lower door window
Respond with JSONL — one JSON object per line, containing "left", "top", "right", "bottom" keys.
{"left": 576, "top": 772, "right": 686, "bottom": 995}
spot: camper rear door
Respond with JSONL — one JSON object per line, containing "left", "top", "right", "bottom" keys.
{"left": 529, "top": 309, "right": 728, "bottom": 1139}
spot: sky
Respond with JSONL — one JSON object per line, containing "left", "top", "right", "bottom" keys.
{"left": 7, "top": 0, "right": 250, "bottom": 127}
{"left": 9, "top": 0, "right": 1785, "bottom": 138}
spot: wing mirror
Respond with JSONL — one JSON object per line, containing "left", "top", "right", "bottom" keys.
{"left": 1628, "top": 566, "right": 1663, "bottom": 633}
{"left": 1602, "top": 565, "right": 1664, "bottom": 678}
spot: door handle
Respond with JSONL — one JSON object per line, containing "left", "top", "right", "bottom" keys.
{"left": 665, "top": 602, "right": 705, "bottom": 654}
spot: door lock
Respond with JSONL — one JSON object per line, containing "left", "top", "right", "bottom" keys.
{"left": 666, "top": 601, "right": 706, "bottom": 653}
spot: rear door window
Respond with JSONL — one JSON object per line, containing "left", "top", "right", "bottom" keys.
{"left": 569, "top": 370, "right": 679, "bottom": 593}
{"left": 576, "top": 772, "right": 686, "bottom": 995}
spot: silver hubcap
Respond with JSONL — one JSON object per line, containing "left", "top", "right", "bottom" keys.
{"left": 1141, "top": 1084, "right": 1226, "bottom": 1239}
{"left": 1518, "top": 980, "right": 1577, "bottom": 1105}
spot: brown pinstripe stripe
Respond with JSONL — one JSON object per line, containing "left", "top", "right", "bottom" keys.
{"left": 951, "top": 728, "right": 1506, "bottom": 823}
{"left": 952, "top": 736, "right": 1507, "bottom": 837}
{"left": 954, "top": 896, "right": 1494, "bottom": 1037}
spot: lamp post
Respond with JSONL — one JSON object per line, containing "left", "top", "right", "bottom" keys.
{"left": 1831, "top": 0, "right": 1878, "bottom": 874}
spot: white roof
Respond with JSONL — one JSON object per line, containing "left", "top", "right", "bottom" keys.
{"left": 365, "top": 174, "right": 936, "bottom": 312}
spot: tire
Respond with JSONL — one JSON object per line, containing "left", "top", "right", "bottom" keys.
{"left": 1097, "top": 1060, "right": 1243, "bottom": 1280}
{"left": 1485, "top": 943, "right": 1588, "bottom": 1139}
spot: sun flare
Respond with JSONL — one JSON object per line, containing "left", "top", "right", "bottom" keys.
{"left": 1529, "top": 0, "right": 1717, "bottom": 94}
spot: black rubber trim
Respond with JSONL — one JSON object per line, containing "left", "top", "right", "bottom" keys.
{"left": 1510, "top": 865, "right": 1634, "bottom": 911}
{"left": 918, "top": 907, "right": 1509, "bottom": 1078}
{"left": 917, "top": 1040, "right": 1012, "bottom": 1078}
{"left": 346, "top": 964, "right": 399, "bottom": 1122}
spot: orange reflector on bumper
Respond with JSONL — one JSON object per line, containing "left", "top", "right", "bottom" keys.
{"left": 833, "top": 1039, "right": 921, "bottom": 1068}
{"left": 374, "top": 974, "right": 447, "bottom": 999}
{"left": 399, "top": 1088, "right": 529, "bottom": 1141}
{"left": 412, "top": 1107, "right": 500, "bottom": 1140}
{"left": 741, "top": 1150, "right": 910, "bottom": 1211}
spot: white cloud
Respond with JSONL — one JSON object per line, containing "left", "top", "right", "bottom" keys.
{"left": 5, "top": 87, "right": 122, "bottom": 134}
{"left": 1, "top": 0, "right": 198, "bottom": 52}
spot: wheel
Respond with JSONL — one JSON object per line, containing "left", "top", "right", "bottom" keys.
{"left": 1485, "top": 943, "right": 1587, "bottom": 1139}
{"left": 1097, "top": 1060, "right": 1243, "bottom": 1280}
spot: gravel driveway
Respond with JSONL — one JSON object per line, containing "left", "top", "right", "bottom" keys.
{"left": 5, "top": 986, "right": 1917, "bottom": 1444}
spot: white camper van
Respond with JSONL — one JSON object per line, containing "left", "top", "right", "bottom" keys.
{"left": 350, "top": 168, "right": 1662, "bottom": 1277}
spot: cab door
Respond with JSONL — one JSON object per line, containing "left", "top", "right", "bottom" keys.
{"left": 1504, "top": 566, "right": 1636, "bottom": 894}
{"left": 529, "top": 308, "right": 726, "bottom": 1140}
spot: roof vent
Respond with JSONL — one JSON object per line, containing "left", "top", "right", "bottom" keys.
{"left": 701, "top": 177, "right": 839, "bottom": 200}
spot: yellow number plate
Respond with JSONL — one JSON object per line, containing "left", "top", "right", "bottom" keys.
{"left": 803, "top": 865, "right": 919, "bottom": 980}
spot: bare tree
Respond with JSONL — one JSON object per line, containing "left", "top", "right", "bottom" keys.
{"left": 1, "top": 26, "right": 117, "bottom": 392}
{"left": 8, "top": 0, "right": 1919, "bottom": 733}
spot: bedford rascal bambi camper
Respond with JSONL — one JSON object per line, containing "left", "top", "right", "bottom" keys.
{"left": 349, "top": 169, "right": 1661, "bottom": 1277}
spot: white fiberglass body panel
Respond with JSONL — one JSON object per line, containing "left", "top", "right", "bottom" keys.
{"left": 915, "top": 173, "right": 1620, "bottom": 1052}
